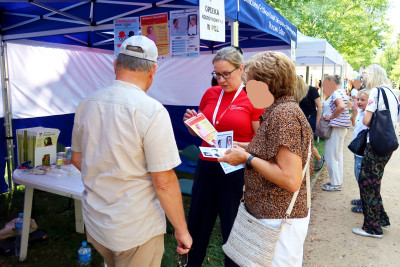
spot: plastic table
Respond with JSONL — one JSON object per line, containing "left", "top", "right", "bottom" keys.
{"left": 13, "top": 168, "right": 84, "bottom": 261}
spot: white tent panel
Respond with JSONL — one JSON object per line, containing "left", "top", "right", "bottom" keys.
{"left": 296, "top": 32, "right": 343, "bottom": 66}
{"left": 7, "top": 40, "right": 114, "bottom": 119}
{"left": 7, "top": 40, "right": 291, "bottom": 119}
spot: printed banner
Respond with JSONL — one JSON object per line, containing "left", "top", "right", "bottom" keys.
{"left": 169, "top": 9, "right": 200, "bottom": 57}
{"left": 141, "top": 13, "right": 169, "bottom": 56}
{"left": 114, "top": 17, "right": 140, "bottom": 58}
{"left": 199, "top": 0, "right": 225, "bottom": 42}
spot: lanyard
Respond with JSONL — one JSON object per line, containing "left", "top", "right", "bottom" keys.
{"left": 212, "top": 83, "right": 244, "bottom": 126}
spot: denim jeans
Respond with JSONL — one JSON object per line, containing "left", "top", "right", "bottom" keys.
{"left": 354, "top": 155, "right": 363, "bottom": 182}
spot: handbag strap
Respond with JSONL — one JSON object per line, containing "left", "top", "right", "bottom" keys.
{"left": 285, "top": 140, "right": 312, "bottom": 217}
{"left": 379, "top": 86, "right": 400, "bottom": 115}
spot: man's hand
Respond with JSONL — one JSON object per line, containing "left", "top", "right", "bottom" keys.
{"left": 175, "top": 230, "right": 193, "bottom": 254}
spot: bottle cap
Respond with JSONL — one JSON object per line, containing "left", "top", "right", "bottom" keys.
{"left": 82, "top": 241, "right": 87, "bottom": 246}
{"left": 19, "top": 213, "right": 23, "bottom": 218}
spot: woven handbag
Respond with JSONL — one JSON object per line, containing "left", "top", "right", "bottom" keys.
{"left": 222, "top": 142, "right": 312, "bottom": 267}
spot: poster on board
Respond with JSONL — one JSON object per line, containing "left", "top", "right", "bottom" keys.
{"left": 169, "top": 9, "right": 200, "bottom": 57}
{"left": 114, "top": 17, "right": 140, "bottom": 58}
{"left": 199, "top": 0, "right": 225, "bottom": 42}
{"left": 140, "top": 13, "right": 169, "bottom": 56}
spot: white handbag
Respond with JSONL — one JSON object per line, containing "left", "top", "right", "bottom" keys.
{"left": 222, "top": 142, "right": 312, "bottom": 267}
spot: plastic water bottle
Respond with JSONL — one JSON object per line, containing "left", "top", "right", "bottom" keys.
{"left": 78, "top": 241, "right": 92, "bottom": 266}
{"left": 14, "top": 213, "right": 23, "bottom": 257}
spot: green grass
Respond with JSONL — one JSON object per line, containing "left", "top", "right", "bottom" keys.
{"left": 0, "top": 171, "right": 224, "bottom": 266}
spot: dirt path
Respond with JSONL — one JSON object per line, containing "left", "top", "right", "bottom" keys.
{"left": 303, "top": 128, "right": 400, "bottom": 266}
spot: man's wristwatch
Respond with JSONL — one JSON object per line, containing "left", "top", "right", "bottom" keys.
{"left": 246, "top": 154, "right": 256, "bottom": 170}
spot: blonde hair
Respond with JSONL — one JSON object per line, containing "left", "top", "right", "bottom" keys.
{"left": 358, "top": 88, "right": 371, "bottom": 97}
{"left": 245, "top": 51, "right": 296, "bottom": 99}
{"left": 294, "top": 75, "right": 308, "bottom": 103}
{"left": 212, "top": 46, "right": 243, "bottom": 69}
{"left": 363, "top": 64, "right": 391, "bottom": 89}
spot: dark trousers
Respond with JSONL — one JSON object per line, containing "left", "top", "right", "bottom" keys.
{"left": 358, "top": 143, "right": 391, "bottom": 235}
{"left": 187, "top": 159, "right": 243, "bottom": 267}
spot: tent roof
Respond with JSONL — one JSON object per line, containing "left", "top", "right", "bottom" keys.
{"left": 296, "top": 31, "right": 343, "bottom": 66}
{"left": 0, "top": 0, "right": 297, "bottom": 51}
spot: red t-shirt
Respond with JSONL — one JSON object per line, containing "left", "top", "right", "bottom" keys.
{"left": 198, "top": 85, "right": 265, "bottom": 161}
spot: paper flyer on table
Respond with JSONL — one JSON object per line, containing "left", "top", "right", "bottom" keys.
{"left": 184, "top": 113, "right": 217, "bottom": 146}
{"left": 199, "top": 146, "right": 244, "bottom": 174}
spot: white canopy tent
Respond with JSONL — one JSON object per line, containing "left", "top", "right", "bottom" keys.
{"left": 295, "top": 31, "right": 344, "bottom": 87}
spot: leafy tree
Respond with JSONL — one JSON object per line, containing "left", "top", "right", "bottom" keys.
{"left": 265, "top": 0, "right": 392, "bottom": 71}
{"left": 377, "top": 33, "right": 400, "bottom": 86}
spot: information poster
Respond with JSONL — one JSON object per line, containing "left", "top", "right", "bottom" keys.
{"left": 114, "top": 17, "right": 140, "bottom": 57}
{"left": 199, "top": 0, "right": 225, "bottom": 42}
{"left": 140, "top": 13, "right": 169, "bottom": 56}
{"left": 169, "top": 9, "right": 200, "bottom": 57}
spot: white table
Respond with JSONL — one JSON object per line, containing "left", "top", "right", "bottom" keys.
{"left": 13, "top": 168, "right": 84, "bottom": 261}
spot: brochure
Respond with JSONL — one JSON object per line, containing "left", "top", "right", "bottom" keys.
{"left": 184, "top": 113, "right": 217, "bottom": 146}
{"left": 199, "top": 146, "right": 244, "bottom": 174}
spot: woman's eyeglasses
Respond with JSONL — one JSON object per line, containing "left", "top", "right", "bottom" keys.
{"left": 211, "top": 68, "right": 238, "bottom": 80}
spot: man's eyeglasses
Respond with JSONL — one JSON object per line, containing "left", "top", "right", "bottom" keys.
{"left": 211, "top": 68, "right": 238, "bottom": 80}
{"left": 178, "top": 253, "right": 188, "bottom": 267}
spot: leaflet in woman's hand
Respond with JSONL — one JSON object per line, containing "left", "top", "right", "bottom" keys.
{"left": 184, "top": 113, "right": 217, "bottom": 145}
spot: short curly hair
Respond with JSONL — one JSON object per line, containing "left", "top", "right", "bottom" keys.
{"left": 244, "top": 51, "right": 296, "bottom": 99}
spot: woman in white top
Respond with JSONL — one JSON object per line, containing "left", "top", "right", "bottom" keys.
{"left": 352, "top": 64, "right": 399, "bottom": 238}
{"left": 322, "top": 75, "right": 351, "bottom": 191}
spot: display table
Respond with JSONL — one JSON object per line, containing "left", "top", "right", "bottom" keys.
{"left": 13, "top": 168, "right": 84, "bottom": 261}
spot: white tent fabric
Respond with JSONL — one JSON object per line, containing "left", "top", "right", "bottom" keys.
{"left": 296, "top": 32, "right": 343, "bottom": 66}
{"left": 7, "top": 40, "right": 290, "bottom": 119}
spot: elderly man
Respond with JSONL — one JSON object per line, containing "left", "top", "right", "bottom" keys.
{"left": 71, "top": 36, "right": 192, "bottom": 267}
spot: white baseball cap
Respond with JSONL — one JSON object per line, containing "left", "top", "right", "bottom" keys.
{"left": 118, "top": 36, "right": 158, "bottom": 62}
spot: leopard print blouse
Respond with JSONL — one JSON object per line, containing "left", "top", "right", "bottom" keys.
{"left": 244, "top": 95, "right": 314, "bottom": 219}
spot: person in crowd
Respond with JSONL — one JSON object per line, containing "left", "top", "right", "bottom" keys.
{"left": 353, "top": 64, "right": 399, "bottom": 238}
{"left": 298, "top": 76, "right": 324, "bottom": 171}
{"left": 218, "top": 51, "right": 314, "bottom": 266}
{"left": 350, "top": 89, "right": 370, "bottom": 214}
{"left": 146, "top": 25, "right": 157, "bottom": 43}
{"left": 188, "top": 15, "right": 197, "bottom": 35}
{"left": 322, "top": 75, "right": 351, "bottom": 191}
{"left": 71, "top": 36, "right": 192, "bottom": 266}
{"left": 182, "top": 46, "right": 264, "bottom": 267}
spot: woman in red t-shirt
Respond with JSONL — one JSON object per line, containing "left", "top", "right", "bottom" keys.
{"left": 182, "top": 46, "right": 264, "bottom": 267}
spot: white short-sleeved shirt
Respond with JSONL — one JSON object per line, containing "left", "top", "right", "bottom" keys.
{"left": 353, "top": 109, "right": 368, "bottom": 139}
{"left": 351, "top": 88, "right": 358, "bottom": 99}
{"left": 366, "top": 87, "right": 399, "bottom": 127}
{"left": 71, "top": 80, "right": 181, "bottom": 251}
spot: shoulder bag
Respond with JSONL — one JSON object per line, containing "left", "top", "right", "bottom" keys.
{"left": 315, "top": 118, "right": 332, "bottom": 139}
{"left": 222, "top": 142, "right": 312, "bottom": 267}
{"left": 348, "top": 129, "right": 368, "bottom": 156}
{"left": 369, "top": 87, "right": 399, "bottom": 156}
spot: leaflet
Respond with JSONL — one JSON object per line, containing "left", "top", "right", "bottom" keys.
{"left": 199, "top": 146, "right": 244, "bottom": 174}
{"left": 184, "top": 113, "right": 217, "bottom": 146}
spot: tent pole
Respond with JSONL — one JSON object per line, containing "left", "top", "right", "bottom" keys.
{"left": 340, "top": 65, "right": 344, "bottom": 89}
{"left": 231, "top": 21, "right": 239, "bottom": 47}
{"left": 318, "top": 56, "right": 326, "bottom": 144}
{"left": 306, "top": 66, "right": 310, "bottom": 85}
{"left": 1, "top": 40, "right": 15, "bottom": 190}
{"left": 334, "top": 63, "right": 336, "bottom": 75}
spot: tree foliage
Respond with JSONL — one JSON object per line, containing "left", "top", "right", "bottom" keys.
{"left": 265, "top": 0, "right": 392, "bottom": 71}
{"left": 377, "top": 34, "right": 400, "bottom": 86}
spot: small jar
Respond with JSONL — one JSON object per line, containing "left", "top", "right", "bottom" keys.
{"left": 56, "top": 152, "right": 65, "bottom": 169}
